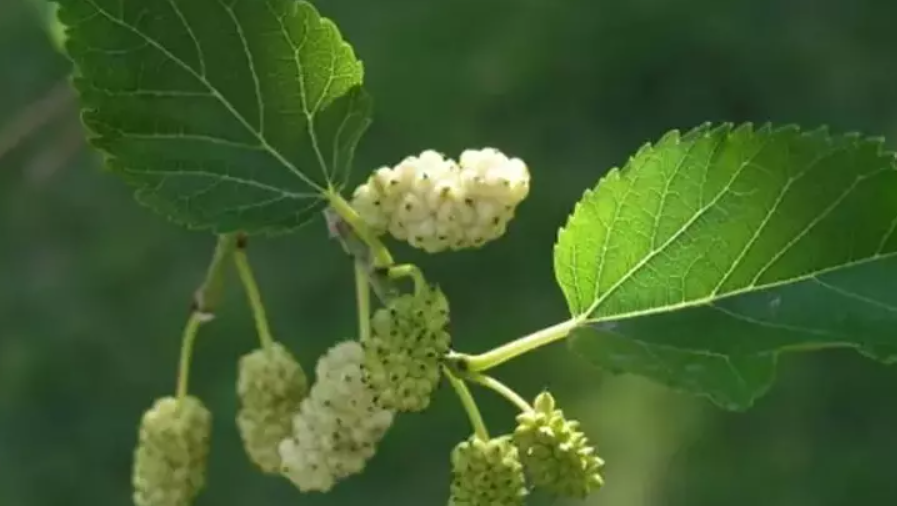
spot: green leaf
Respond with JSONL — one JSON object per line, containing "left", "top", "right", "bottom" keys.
{"left": 555, "top": 123, "right": 897, "bottom": 409}
{"left": 56, "top": 0, "right": 371, "bottom": 233}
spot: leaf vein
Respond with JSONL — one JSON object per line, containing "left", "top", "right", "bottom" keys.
{"left": 750, "top": 166, "right": 893, "bottom": 286}
{"left": 810, "top": 277, "right": 897, "bottom": 313}
{"left": 220, "top": 0, "right": 264, "bottom": 134}
{"left": 113, "top": 131, "right": 262, "bottom": 149}
{"left": 165, "top": 0, "right": 206, "bottom": 76}
{"left": 82, "top": 0, "right": 324, "bottom": 193}
{"left": 130, "top": 168, "right": 320, "bottom": 199}
{"left": 586, "top": 135, "right": 761, "bottom": 317}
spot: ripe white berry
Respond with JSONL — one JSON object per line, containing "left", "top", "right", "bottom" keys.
{"left": 351, "top": 148, "right": 531, "bottom": 253}
{"left": 278, "top": 341, "right": 394, "bottom": 493}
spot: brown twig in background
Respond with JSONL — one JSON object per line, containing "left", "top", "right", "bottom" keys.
{"left": 24, "top": 117, "right": 85, "bottom": 186}
{"left": 0, "top": 79, "right": 75, "bottom": 162}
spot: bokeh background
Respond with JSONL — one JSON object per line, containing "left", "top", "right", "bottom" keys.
{"left": 2, "top": 0, "right": 897, "bottom": 505}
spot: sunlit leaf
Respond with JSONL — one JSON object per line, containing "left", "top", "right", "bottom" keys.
{"left": 555, "top": 123, "right": 897, "bottom": 409}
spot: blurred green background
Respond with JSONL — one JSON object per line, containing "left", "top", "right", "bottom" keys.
{"left": 2, "top": 0, "right": 897, "bottom": 505}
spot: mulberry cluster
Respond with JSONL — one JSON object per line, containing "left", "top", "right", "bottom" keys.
{"left": 351, "top": 148, "right": 531, "bottom": 253}
{"left": 236, "top": 342, "right": 308, "bottom": 474}
{"left": 132, "top": 396, "right": 212, "bottom": 506}
{"left": 448, "top": 435, "right": 529, "bottom": 506}
{"left": 362, "top": 284, "right": 451, "bottom": 412}
{"left": 278, "top": 341, "right": 394, "bottom": 492}
{"left": 513, "top": 392, "right": 605, "bottom": 498}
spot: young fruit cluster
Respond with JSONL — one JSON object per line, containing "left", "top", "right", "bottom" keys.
{"left": 449, "top": 436, "right": 528, "bottom": 506}
{"left": 514, "top": 392, "right": 605, "bottom": 498}
{"left": 447, "top": 392, "right": 605, "bottom": 506}
{"left": 128, "top": 143, "right": 606, "bottom": 506}
{"left": 351, "top": 148, "right": 531, "bottom": 253}
{"left": 133, "top": 265, "right": 458, "bottom": 503}
{"left": 362, "top": 283, "right": 451, "bottom": 412}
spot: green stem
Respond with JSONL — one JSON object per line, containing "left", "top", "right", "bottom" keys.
{"left": 234, "top": 245, "right": 274, "bottom": 349}
{"left": 194, "top": 234, "right": 238, "bottom": 314}
{"left": 176, "top": 311, "right": 206, "bottom": 400}
{"left": 388, "top": 264, "right": 426, "bottom": 296}
{"left": 175, "top": 234, "right": 238, "bottom": 399}
{"left": 462, "top": 316, "right": 585, "bottom": 372}
{"left": 466, "top": 373, "right": 532, "bottom": 413}
{"left": 355, "top": 261, "right": 372, "bottom": 342}
{"left": 326, "top": 190, "right": 394, "bottom": 268}
{"left": 444, "top": 366, "right": 490, "bottom": 440}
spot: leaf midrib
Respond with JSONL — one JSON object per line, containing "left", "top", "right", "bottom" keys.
{"left": 129, "top": 168, "right": 320, "bottom": 199}
{"left": 82, "top": 0, "right": 328, "bottom": 198}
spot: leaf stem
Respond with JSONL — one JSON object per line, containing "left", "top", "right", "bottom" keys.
{"left": 355, "top": 261, "right": 372, "bottom": 343}
{"left": 444, "top": 366, "right": 490, "bottom": 441}
{"left": 461, "top": 316, "right": 585, "bottom": 372}
{"left": 233, "top": 238, "right": 274, "bottom": 349}
{"left": 194, "top": 234, "right": 238, "bottom": 314}
{"left": 465, "top": 373, "right": 532, "bottom": 413}
{"left": 175, "top": 234, "right": 238, "bottom": 399}
{"left": 325, "top": 190, "right": 394, "bottom": 268}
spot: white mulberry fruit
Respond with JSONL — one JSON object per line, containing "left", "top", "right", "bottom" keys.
{"left": 278, "top": 341, "right": 394, "bottom": 492}
{"left": 351, "top": 148, "right": 530, "bottom": 253}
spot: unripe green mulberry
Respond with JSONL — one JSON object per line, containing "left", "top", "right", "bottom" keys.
{"left": 362, "top": 284, "right": 450, "bottom": 412}
{"left": 236, "top": 342, "right": 308, "bottom": 474}
{"left": 448, "top": 435, "right": 528, "bottom": 506}
{"left": 513, "top": 392, "right": 604, "bottom": 498}
{"left": 132, "top": 396, "right": 212, "bottom": 506}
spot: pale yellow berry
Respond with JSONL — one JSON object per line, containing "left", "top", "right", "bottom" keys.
{"left": 236, "top": 342, "right": 308, "bottom": 474}
{"left": 132, "top": 396, "right": 211, "bottom": 506}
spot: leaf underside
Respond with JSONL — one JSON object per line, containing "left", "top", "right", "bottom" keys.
{"left": 555, "top": 123, "right": 897, "bottom": 409}
{"left": 56, "top": 0, "right": 372, "bottom": 234}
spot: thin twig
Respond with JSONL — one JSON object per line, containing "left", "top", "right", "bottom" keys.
{"left": 0, "top": 80, "right": 74, "bottom": 162}
{"left": 24, "top": 118, "right": 85, "bottom": 185}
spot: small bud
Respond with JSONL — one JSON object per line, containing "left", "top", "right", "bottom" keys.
{"left": 362, "top": 284, "right": 451, "bottom": 412}
{"left": 513, "top": 392, "right": 605, "bottom": 498}
{"left": 132, "top": 396, "right": 212, "bottom": 506}
{"left": 448, "top": 435, "right": 528, "bottom": 506}
{"left": 236, "top": 342, "right": 308, "bottom": 474}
